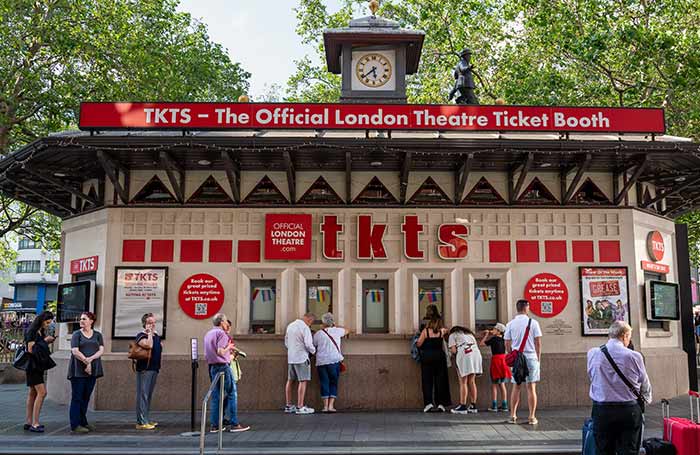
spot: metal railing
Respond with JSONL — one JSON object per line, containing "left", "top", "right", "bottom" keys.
{"left": 199, "top": 371, "right": 225, "bottom": 455}
{"left": 0, "top": 328, "right": 24, "bottom": 363}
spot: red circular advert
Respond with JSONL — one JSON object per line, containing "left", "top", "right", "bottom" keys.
{"left": 647, "top": 230, "right": 665, "bottom": 262}
{"left": 178, "top": 274, "right": 224, "bottom": 319}
{"left": 523, "top": 273, "right": 569, "bottom": 318}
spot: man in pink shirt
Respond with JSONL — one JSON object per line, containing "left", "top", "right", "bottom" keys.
{"left": 204, "top": 314, "right": 249, "bottom": 433}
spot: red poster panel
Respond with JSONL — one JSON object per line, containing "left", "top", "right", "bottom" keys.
{"left": 80, "top": 102, "right": 665, "bottom": 134}
{"left": 579, "top": 267, "right": 630, "bottom": 336}
{"left": 178, "top": 274, "right": 224, "bottom": 319}
{"left": 70, "top": 256, "right": 99, "bottom": 274}
{"left": 523, "top": 273, "right": 568, "bottom": 318}
{"left": 264, "top": 214, "right": 313, "bottom": 260}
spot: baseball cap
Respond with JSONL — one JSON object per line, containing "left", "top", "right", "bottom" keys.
{"left": 493, "top": 323, "right": 507, "bottom": 333}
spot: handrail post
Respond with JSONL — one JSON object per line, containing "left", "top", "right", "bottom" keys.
{"left": 218, "top": 373, "right": 225, "bottom": 450}
{"left": 199, "top": 399, "right": 208, "bottom": 455}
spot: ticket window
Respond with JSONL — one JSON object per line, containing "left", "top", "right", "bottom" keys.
{"left": 250, "top": 280, "right": 276, "bottom": 334}
{"left": 475, "top": 279, "right": 499, "bottom": 332}
{"left": 419, "top": 280, "right": 444, "bottom": 329}
{"left": 307, "top": 280, "right": 333, "bottom": 330}
{"left": 362, "top": 280, "right": 388, "bottom": 333}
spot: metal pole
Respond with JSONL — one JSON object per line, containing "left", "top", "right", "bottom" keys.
{"left": 218, "top": 373, "right": 224, "bottom": 450}
{"left": 199, "top": 400, "right": 208, "bottom": 455}
{"left": 191, "top": 360, "right": 198, "bottom": 432}
{"left": 675, "top": 223, "right": 699, "bottom": 391}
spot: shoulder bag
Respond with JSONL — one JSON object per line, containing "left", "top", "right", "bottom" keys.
{"left": 505, "top": 319, "right": 531, "bottom": 367}
{"left": 12, "top": 344, "right": 31, "bottom": 371}
{"left": 322, "top": 329, "right": 346, "bottom": 373}
{"left": 599, "top": 345, "right": 645, "bottom": 413}
{"left": 128, "top": 334, "right": 152, "bottom": 371}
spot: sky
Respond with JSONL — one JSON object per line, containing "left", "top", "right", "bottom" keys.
{"left": 177, "top": 0, "right": 345, "bottom": 100}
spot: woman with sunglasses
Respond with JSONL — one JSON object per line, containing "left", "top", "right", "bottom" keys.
{"left": 68, "top": 312, "right": 104, "bottom": 433}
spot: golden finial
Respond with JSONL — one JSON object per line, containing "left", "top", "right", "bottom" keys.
{"left": 369, "top": 0, "right": 379, "bottom": 16}
{"left": 238, "top": 94, "right": 250, "bottom": 103}
{"left": 495, "top": 98, "right": 506, "bottom": 105}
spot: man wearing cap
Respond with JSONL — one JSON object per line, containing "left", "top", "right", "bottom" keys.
{"left": 504, "top": 299, "right": 543, "bottom": 425}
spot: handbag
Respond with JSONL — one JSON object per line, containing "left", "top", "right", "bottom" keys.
{"left": 505, "top": 319, "right": 531, "bottom": 367}
{"left": 599, "top": 345, "right": 646, "bottom": 413}
{"left": 322, "top": 329, "right": 346, "bottom": 373}
{"left": 128, "top": 334, "right": 152, "bottom": 371}
{"left": 12, "top": 344, "right": 31, "bottom": 371}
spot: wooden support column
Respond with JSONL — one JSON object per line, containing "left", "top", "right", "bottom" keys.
{"left": 221, "top": 151, "right": 241, "bottom": 203}
{"left": 399, "top": 151, "right": 412, "bottom": 204}
{"left": 96, "top": 151, "right": 129, "bottom": 204}
{"left": 345, "top": 151, "right": 352, "bottom": 205}
{"left": 283, "top": 151, "right": 296, "bottom": 203}
{"left": 159, "top": 151, "right": 185, "bottom": 203}
{"left": 563, "top": 153, "right": 592, "bottom": 204}
{"left": 614, "top": 156, "right": 648, "bottom": 206}
{"left": 454, "top": 153, "right": 473, "bottom": 204}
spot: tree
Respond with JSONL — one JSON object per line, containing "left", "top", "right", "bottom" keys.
{"left": 0, "top": 0, "right": 251, "bottom": 270}
{"left": 288, "top": 0, "right": 700, "bottom": 262}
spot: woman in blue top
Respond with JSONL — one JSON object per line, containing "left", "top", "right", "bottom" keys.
{"left": 134, "top": 313, "right": 163, "bottom": 430}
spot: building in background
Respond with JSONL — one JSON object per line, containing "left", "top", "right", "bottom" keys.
{"left": 9, "top": 238, "right": 59, "bottom": 314}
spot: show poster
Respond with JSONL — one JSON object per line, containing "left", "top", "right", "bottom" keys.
{"left": 113, "top": 267, "right": 167, "bottom": 339}
{"left": 579, "top": 267, "right": 629, "bottom": 336}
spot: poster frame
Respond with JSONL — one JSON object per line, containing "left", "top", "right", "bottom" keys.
{"left": 578, "top": 266, "right": 630, "bottom": 337}
{"left": 112, "top": 266, "right": 169, "bottom": 340}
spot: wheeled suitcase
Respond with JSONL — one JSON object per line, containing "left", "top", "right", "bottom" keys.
{"left": 581, "top": 417, "right": 596, "bottom": 455}
{"left": 662, "top": 391, "right": 700, "bottom": 455}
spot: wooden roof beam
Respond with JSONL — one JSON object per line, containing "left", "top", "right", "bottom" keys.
{"left": 511, "top": 152, "right": 534, "bottom": 202}
{"left": 159, "top": 151, "right": 185, "bottom": 203}
{"left": 454, "top": 153, "right": 474, "bottom": 204}
{"left": 641, "top": 175, "right": 700, "bottom": 209}
{"left": 4, "top": 177, "right": 75, "bottom": 215}
{"left": 399, "top": 151, "right": 412, "bottom": 204}
{"left": 283, "top": 151, "right": 296, "bottom": 203}
{"left": 96, "top": 151, "right": 129, "bottom": 204}
{"left": 221, "top": 151, "right": 241, "bottom": 203}
{"left": 614, "top": 156, "right": 648, "bottom": 205}
{"left": 563, "top": 153, "right": 592, "bottom": 204}
{"left": 23, "top": 168, "right": 101, "bottom": 206}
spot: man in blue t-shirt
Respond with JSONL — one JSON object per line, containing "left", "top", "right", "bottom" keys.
{"left": 135, "top": 313, "right": 162, "bottom": 430}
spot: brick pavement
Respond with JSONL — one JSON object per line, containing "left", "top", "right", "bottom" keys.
{"left": 0, "top": 384, "right": 693, "bottom": 455}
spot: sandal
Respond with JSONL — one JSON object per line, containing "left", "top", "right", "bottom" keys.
{"left": 507, "top": 416, "right": 517, "bottom": 424}
{"left": 528, "top": 417, "right": 539, "bottom": 425}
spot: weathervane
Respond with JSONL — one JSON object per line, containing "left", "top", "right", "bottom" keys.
{"left": 448, "top": 48, "right": 479, "bottom": 105}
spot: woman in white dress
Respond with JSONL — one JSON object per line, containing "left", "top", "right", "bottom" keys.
{"left": 448, "top": 326, "right": 482, "bottom": 414}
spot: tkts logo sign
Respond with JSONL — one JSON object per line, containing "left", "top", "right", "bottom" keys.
{"left": 264, "top": 214, "right": 469, "bottom": 261}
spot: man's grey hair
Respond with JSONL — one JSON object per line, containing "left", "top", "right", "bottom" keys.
{"left": 608, "top": 320, "right": 632, "bottom": 339}
{"left": 303, "top": 312, "right": 316, "bottom": 320}
{"left": 213, "top": 313, "right": 227, "bottom": 327}
{"left": 321, "top": 312, "right": 334, "bottom": 326}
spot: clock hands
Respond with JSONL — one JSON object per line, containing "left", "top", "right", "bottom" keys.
{"left": 360, "top": 66, "right": 378, "bottom": 79}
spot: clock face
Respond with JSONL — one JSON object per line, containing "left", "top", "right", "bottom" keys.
{"left": 355, "top": 53, "right": 393, "bottom": 88}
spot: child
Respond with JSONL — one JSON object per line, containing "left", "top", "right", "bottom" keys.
{"left": 479, "top": 323, "right": 511, "bottom": 412}
{"left": 448, "top": 325, "right": 482, "bottom": 414}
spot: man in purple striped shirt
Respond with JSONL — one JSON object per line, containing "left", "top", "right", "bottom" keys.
{"left": 587, "top": 321, "right": 652, "bottom": 455}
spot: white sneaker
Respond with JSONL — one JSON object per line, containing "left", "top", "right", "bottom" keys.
{"left": 437, "top": 405, "right": 446, "bottom": 412}
{"left": 295, "top": 406, "right": 315, "bottom": 415}
{"left": 284, "top": 405, "right": 297, "bottom": 414}
{"left": 423, "top": 404, "right": 434, "bottom": 413}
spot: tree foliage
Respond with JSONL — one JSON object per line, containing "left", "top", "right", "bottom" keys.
{"left": 0, "top": 0, "right": 251, "bottom": 269}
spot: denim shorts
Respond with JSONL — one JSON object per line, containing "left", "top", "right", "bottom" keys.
{"left": 511, "top": 353, "right": 540, "bottom": 384}
{"left": 288, "top": 360, "right": 311, "bottom": 381}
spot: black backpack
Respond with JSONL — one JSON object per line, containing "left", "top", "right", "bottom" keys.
{"left": 642, "top": 438, "right": 676, "bottom": 455}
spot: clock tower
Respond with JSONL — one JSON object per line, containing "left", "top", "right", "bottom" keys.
{"left": 323, "top": 1, "right": 425, "bottom": 103}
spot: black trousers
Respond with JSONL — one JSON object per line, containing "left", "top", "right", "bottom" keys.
{"left": 591, "top": 402, "right": 643, "bottom": 455}
{"left": 420, "top": 356, "right": 451, "bottom": 407}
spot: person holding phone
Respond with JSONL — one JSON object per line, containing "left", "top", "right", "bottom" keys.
{"left": 134, "top": 313, "right": 162, "bottom": 430}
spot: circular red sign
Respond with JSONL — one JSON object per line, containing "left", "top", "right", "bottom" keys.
{"left": 647, "top": 231, "right": 665, "bottom": 262}
{"left": 178, "top": 274, "right": 224, "bottom": 319}
{"left": 523, "top": 273, "right": 569, "bottom": 318}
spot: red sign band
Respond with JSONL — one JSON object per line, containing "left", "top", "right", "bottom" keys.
{"left": 641, "top": 260, "right": 670, "bottom": 274}
{"left": 79, "top": 102, "right": 665, "bottom": 133}
{"left": 70, "top": 256, "right": 99, "bottom": 274}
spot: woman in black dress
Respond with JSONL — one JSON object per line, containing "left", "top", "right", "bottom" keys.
{"left": 24, "top": 311, "right": 56, "bottom": 433}
{"left": 416, "top": 311, "right": 451, "bottom": 412}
